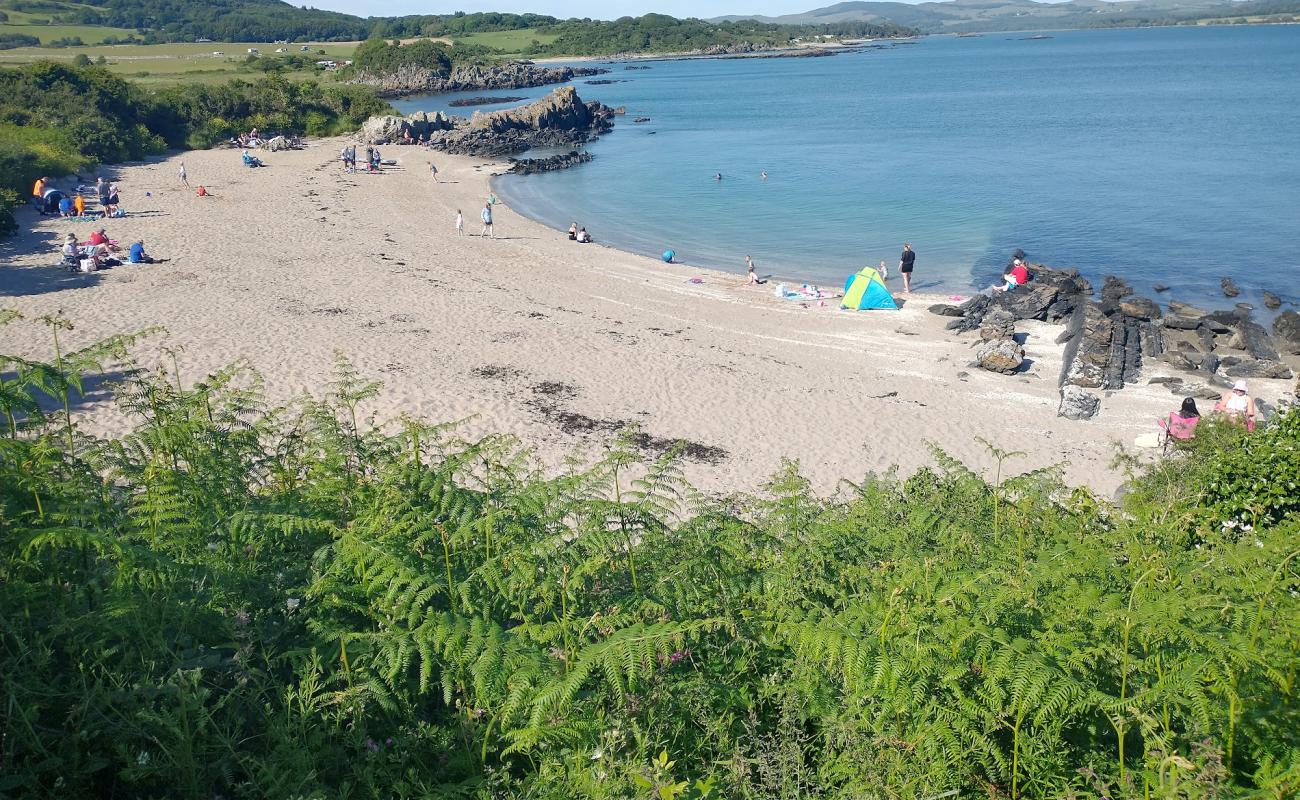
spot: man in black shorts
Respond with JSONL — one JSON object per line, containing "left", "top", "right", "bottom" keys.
{"left": 898, "top": 243, "right": 916, "bottom": 293}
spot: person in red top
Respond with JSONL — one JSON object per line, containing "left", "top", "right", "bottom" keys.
{"left": 88, "top": 228, "right": 108, "bottom": 246}
{"left": 1010, "top": 258, "right": 1029, "bottom": 286}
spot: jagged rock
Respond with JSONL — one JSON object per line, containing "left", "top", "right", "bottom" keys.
{"left": 1169, "top": 300, "right": 1211, "bottom": 318}
{"left": 509, "top": 150, "right": 592, "bottom": 175}
{"left": 976, "top": 338, "right": 1024, "bottom": 374}
{"left": 1176, "top": 340, "right": 1201, "bottom": 354}
{"left": 1201, "top": 353, "right": 1220, "bottom": 374}
{"left": 1163, "top": 351, "right": 1199, "bottom": 372}
{"left": 1163, "top": 315, "right": 1204, "bottom": 331}
{"left": 1222, "top": 359, "right": 1293, "bottom": 380}
{"left": 1235, "top": 302, "right": 1255, "bottom": 315}
{"left": 1100, "top": 275, "right": 1134, "bottom": 305}
{"left": 1227, "top": 320, "right": 1282, "bottom": 362}
{"left": 264, "top": 135, "right": 291, "bottom": 151}
{"left": 979, "top": 309, "right": 1016, "bottom": 342}
{"left": 1197, "top": 324, "right": 1218, "bottom": 353}
{"left": 411, "top": 88, "right": 615, "bottom": 158}
{"left": 1002, "top": 284, "right": 1060, "bottom": 321}
{"left": 1148, "top": 376, "right": 1183, "bottom": 386}
{"left": 359, "top": 115, "right": 406, "bottom": 144}
{"left": 1203, "top": 311, "right": 1236, "bottom": 334}
{"left": 1221, "top": 277, "right": 1240, "bottom": 297}
{"left": 1120, "top": 297, "right": 1162, "bottom": 320}
{"left": 1273, "top": 310, "right": 1300, "bottom": 355}
{"left": 1062, "top": 303, "right": 1113, "bottom": 388}
{"left": 1058, "top": 385, "right": 1100, "bottom": 420}
{"left": 1153, "top": 283, "right": 1170, "bottom": 292}
{"left": 1263, "top": 291, "right": 1282, "bottom": 310}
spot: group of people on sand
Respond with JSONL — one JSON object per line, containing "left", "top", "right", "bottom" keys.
{"left": 1157, "top": 380, "right": 1259, "bottom": 449}
{"left": 741, "top": 243, "right": 919, "bottom": 293}
{"left": 338, "top": 145, "right": 384, "bottom": 174}
{"left": 31, "top": 176, "right": 123, "bottom": 219}
{"left": 61, "top": 228, "right": 157, "bottom": 272}
{"left": 567, "top": 222, "right": 592, "bottom": 243}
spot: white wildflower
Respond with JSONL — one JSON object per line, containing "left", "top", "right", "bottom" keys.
{"left": 591, "top": 747, "right": 603, "bottom": 760}
{"left": 1255, "top": 539, "right": 1264, "bottom": 548}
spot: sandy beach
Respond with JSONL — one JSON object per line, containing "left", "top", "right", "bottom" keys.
{"left": 3, "top": 139, "right": 1292, "bottom": 495}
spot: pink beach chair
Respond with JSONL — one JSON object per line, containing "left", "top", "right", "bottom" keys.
{"left": 1157, "top": 413, "right": 1199, "bottom": 453}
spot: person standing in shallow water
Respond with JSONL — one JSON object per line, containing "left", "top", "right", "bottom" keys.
{"left": 898, "top": 243, "right": 916, "bottom": 293}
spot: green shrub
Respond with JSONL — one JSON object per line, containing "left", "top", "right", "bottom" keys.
{"left": 1, "top": 316, "right": 1297, "bottom": 799}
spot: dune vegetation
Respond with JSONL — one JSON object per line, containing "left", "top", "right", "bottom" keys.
{"left": 2, "top": 312, "right": 1298, "bottom": 798}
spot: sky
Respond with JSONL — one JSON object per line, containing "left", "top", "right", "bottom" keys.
{"left": 304, "top": 1, "right": 831, "bottom": 21}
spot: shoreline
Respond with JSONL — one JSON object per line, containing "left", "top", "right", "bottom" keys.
{"left": 2, "top": 138, "right": 1294, "bottom": 497}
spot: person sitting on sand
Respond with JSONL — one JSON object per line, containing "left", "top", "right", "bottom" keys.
{"left": 568, "top": 222, "right": 578, "bottom": 240}
{"left": 128, "top": 240, "right": 155, "bottom": 264}
{"left": 1216, "top": 380, "right": 1257, "bottom": 431}
{"left": 746, "top": 255, "right": 763, "bottom": 284}
{"left": 242, "top": 150, "right": 264, "bottom": 168}
{"left": 402, "top": 130, "right": 414, "bottom": 145}
{"left": 992, "top": 265, "right": 1020, "bottom": 293}
{"left": 576, "top": 227, "right": 591, "bottom": 243}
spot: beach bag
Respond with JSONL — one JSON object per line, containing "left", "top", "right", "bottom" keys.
{"left": 79, "top": 258, "right": 96, "bottom": 273}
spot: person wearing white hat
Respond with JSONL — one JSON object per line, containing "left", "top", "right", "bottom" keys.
{"left": 1217, "top": 379, "right": 1256, "bottom": 431}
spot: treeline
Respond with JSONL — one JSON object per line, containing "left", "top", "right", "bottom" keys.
{"left": 64, "top": 0, "right": 373, "bottom": 43}
{"left": 0, "top": 61, "right": 388, "bottom": 233}
{"left": 0, "top": 322, "right": 1297, "bottom": 798}
{"left": 535, "top": 15, "right": 912, "bottom": 56}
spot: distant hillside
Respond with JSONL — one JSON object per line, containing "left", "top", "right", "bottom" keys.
{"left": 713, "top": 0, "right": 1300, "bottom": 32}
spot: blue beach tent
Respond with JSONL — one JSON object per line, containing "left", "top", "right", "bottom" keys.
{"left": 841, "top": 266, "right": 898, "bottom": 310}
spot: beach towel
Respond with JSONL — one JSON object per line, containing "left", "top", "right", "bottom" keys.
{"left": 1133, "top": 433, "right": 1162, "bottom": 449}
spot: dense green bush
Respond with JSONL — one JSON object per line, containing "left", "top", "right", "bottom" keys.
{"left": 1, "top": 313, "right": 1297, "bottom": 799}
{"left": 0, "top": 62, "right": 391, "bottom": 232}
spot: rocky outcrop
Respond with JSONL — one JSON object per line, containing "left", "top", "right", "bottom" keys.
{"left": 508, "top": 150, "right": 592, "bottom": 175}
{"left": 1273, "top": 311, "right": 1300, "bottom": 355}
{"left": 447, "top": 95, "right": 526, "bottom": 107}
{"left": 349, "top": 61, "right": 607, "bottom": 98}
{"left": 386, "top": 87, "right": 616, "bottom": 160}
{"left": 358, "top": 111, "right": 457, "bottom": 144}
{"left": 1221, "top": 277, "right": 1240, "bottom": 298}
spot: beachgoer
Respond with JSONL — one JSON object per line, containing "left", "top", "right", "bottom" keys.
{"left": 88, "top": 228, "right": 109, "bottom": 247}
{"left": 760, "top": 170, "right": 768, "bottom": 180}
{"left": 96, "top": 177, "right": 109, "bottom": 210}
{"left": 487, "top": 193, "right": 498, "bottom": 206}
{"left": 568, "top": 222, "right": 578, "bottom": 241}
{"left": 455, "top": 209, "right": 464, "bottom": 236}
{"left": 364, "top": 145, "right": 374, "bottom": 171}
{"left": 878, "top": 260, "right": 889, "bottom": 280}
{"left": 746, "top": 255, "right": 762, "bottom": 285}
{"left": 106, "top": 183, "right": 120, "bottom": 216}
{"left": 32, "top": 177, "right": 47, "bottom": 206}
{"left": 714, "top": 172, "right": 722, "bottom": 181}
{"left": 128, "top": 240, "right": 154, "bottom": 264}
{"left": 898, "top": 243, "right": 916, "bottom": 293}
{"left": 576, "top": 227, "right": 591, "bottom": 243}
{"left": 179, "top": 161, "right": 189, "bottom": 187}
{"left": 1157, "top": 397, "right": 1201, "bottom": 450}
{"left": 993, "top": 265, "right": 1019, "bottom": 293}
{"left": 1010, "top": 258, "right": 1029, "bottom": 286}
{"left": 58, "top": 196, "right": 74, "bottom": 217}
{"left": 1216, "top": 380, "right": 1256, "bottom": 430}
{"left": 480, "top": 204, "right": 494, "bottom": 238}
{"left": 428, "top": 162, "right": 439, "bottom": 183}
{"left": 72, "top": 194, "right": 85, "bottom": 216}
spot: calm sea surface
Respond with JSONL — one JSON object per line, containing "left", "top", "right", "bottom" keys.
{"left": 396, "top": 26, "right": 1300, "bottom": 306}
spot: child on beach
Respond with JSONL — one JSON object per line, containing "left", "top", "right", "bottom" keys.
{"left": 429, "top": 162, "right": 439, "bottom": 183}
{"left": 878, "top": 260, "right": 889, "bottom": 279}
{"left": 455, "top": 210, "right": 464, "bottom": 236}
{"left": 72, "top": 194, "right": 85, "bottom": 217}
{"left": 746, "top": 255, "right": 763, "bottom": 285}
{"left": 179, "top": 161, "right": 188, "bottom": 187}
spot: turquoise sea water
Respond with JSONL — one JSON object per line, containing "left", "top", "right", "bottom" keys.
{"left": 395, "top": 26, "right": 1300, "bottom": 306}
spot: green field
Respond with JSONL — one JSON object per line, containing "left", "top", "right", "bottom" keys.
{"left": 0, "top": 40, "right": 361, "bottom": 84}
{"left": 0, "top": 20, "right": 139, "bottom": 43}
{"left": 456, "top": 27, "right": 559, "bottom": 55}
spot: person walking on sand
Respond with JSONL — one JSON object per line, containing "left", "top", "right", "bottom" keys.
{"left": 898, "top": 243, "right": 916, "bottom": 293}
{"left": 429, "top": 162, "right": 439, "bottom": 183}
{"left": 179, "top": 161, "right": 189, "bottom": 187}
{"left": 455, "top": 209, "right": 464, "bottom": 236}
{"left": 480, "top": 204, "right": 494, "bottom": 238}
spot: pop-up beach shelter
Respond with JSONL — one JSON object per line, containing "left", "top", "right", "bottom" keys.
{"left": 841, "top": 266, "right": 898, "bottom": 310}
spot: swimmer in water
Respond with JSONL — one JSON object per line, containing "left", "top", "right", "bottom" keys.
{"left": 714, "top": 172, "right": 722, "bottom": 181}
{"left": 760, "top": 170, "right": 768, "bottom": 180}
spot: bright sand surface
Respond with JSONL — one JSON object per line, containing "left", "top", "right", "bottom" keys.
{"left": 4, "top": 139, "right": 1292, "bottom": 496}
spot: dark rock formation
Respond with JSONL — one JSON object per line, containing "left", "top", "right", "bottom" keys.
{"left": 584, "top": 79, "right": 621, "bottom": 85}
{"left": 349, "top": 61, "right": 607, "bottom": 98}
{"left": 979, "top": 309, "right": 1016, "bottom": 342}
{"left": 1059, "top": 385, "right": 1100, "bottom": 420}
{"left": 1273, "top": 310, "right": 1300, "bottom": 355}
{"left": 508, "top": 150, "right": 592, "bottom": 175}
{"left": 1221, "top": 276, "right": 1240, "bottom": 298}
{"left": 447, "top": 95, "right": 527, "bottom": 107}
{"left": 358, "top": 110, "right": 458, "bottom": 144}
{"left": 1221, "top": 358, "right": 1293, "bottom": 380}
{"left": 414, "top": 87, "right": 616, "bottom": 159}
{"left": 633, "top": 117, "right": 651, "bottom": 123}
{"left": 1263, "top": 290, "right": 1282, "bottom": 310}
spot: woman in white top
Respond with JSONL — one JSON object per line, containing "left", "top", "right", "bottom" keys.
{"left": 1217, "top": 379, "right": 1256, "bottom": 430}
